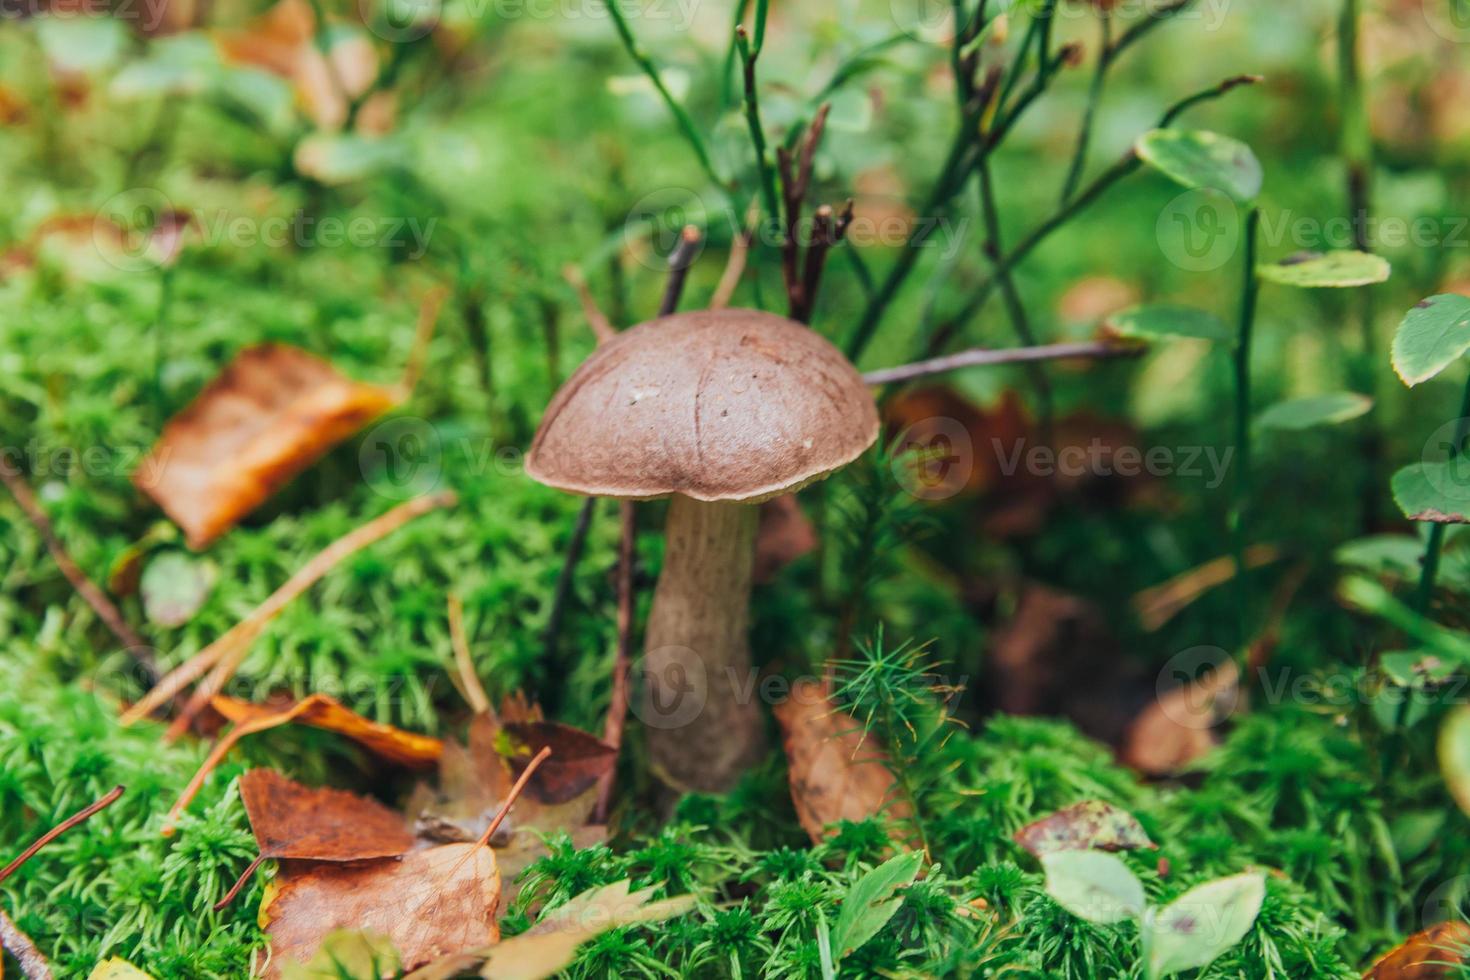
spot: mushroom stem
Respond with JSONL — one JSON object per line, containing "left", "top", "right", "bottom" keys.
{"left": 643, "top": 494, "right": 765, "bottom": 791}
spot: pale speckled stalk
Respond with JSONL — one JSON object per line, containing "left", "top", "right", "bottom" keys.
{"left": 643, "top": 495, "right": 765, "bottom": 791}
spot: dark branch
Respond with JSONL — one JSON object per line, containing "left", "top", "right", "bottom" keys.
{"left": 660, "top": 225, "right": 703, "bottom": 317}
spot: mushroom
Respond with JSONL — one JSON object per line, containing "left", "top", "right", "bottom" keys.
{"left": 526, "top": 308, "right": 878, "bottom": 791}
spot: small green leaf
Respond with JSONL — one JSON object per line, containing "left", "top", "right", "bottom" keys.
{"left": 1380, "top": 651, "right": 1455, "bottom": 689}
{"left": 35, "top": 16, "right": 126, "bottom": 74}
{"left": 1014, "top": 801, "right": 1156, "bottom": 857}
{"left": 1142, "top": 872, "right": 1265, "bottom": 980}
{"left": 1440, "top": 707, "right": 1470, "bottom": 819}
{"left": 1256, "top": 250, "right": 1390, "bottom": 288}
{"left": 1393, "top": 462, "right": 1470, "bottom": 524}
{"left": 140, "top": 552, "right": 215, "bottom": 627}
{"left": 1103, "top": 304, "right": 1232, "bottom": 344}
{"left": 1135, "top": 129, "right": 1263, "bottom": 204}
{"left": 1255, "top": 392, "right": 1372, "bottom": 432}
{"left": 830, "top": 851, "right": 923, "bottom": 958}
{"left": 1392, "top": 294, "right": 1470, "bottom": 387}
{"left": 1040, "top": 850, "right": 1145, "bottom": 925}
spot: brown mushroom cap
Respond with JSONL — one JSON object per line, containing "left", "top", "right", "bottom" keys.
{"left": 526, "top": 309, "right": 879, "bottom": 502}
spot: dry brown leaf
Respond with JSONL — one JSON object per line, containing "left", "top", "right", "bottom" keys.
{"left": 215, "top": 0, "right": 378, "bottom": 131}
{"left": 409, "top": 713, "right": 608, "bottom": 910}
{"left": 406, "top": 881, "right": 696, "bottom": 980}
{"left": 1012, "top": 800, "right": 1156, "bottom": 857}
{"left": 165, "top": 695, "right": 441, "bottom": 832}
{"left": 773, "top": 680, "right": 911, "bottom": 845}
{"left": 500, "top": 722, "right": 617, "bottom": 805}
{"left": 213, "top": 694, "right": 443, "bottom": 765}
{"left": 1120, "top": 658, "right": 1240, "bottom": 777}
{"left": 752, "top": 494, "right": 817, "bottom": 585}
{"left": 240, "top": 769, "right": 414, "bottom": 861}
{"left": 262, "top": 844, "right": 499, "bottom": 979}
{"left": 1365, "top": 921, "right": 1470, "bottom": 978}
{"left": 133, "top": 343, "right": 396, "bottom": 549}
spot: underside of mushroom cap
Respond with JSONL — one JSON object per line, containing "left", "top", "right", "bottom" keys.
{"left": 526, "top": 309, "right": 879, "bottom": 502}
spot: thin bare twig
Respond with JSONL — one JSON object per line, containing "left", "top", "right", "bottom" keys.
{"left": 448, "top": 592, "right": 492, "bottom": 716}
{"left": 395, "top": 284, "right": 450, "bottom": 400}
{"left": 0, "top": 909, "right": 51, "bottom": 980}
{"left": 120, "top": 492, "right": 456, "bottom": 733}
{"left": 0, "top": 463, "right": 158, "bottom": 682}
{"left": 1, "top": 786, "right": 125, "bottom": 886}
{"left": 466, "top": 746, "right": 552, "bottom": 856}
{"left": 562, "top": 264, "right": 616, "bottom": 344}
{"left": 798, "top": 200, "right": 854, "bottom": 324}
{"left": 861, "top": 340, "right": 1140, "bottom": 386}
{"left": 541, "top": 498, "right": 598, "bottom": 662}
{"left": 711, "top": 203, "right": 759, "bottom": 309}
{"left": 659, "top": 226, "right": 703, "bottom": 318}
{"left": 213, "top": 854, "right": 265, "bottom": 912}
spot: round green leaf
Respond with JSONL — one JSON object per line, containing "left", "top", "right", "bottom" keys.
{"left": 1040, "top": 850, "right": 1145, "bottom": 925}
{"left": 1393, "top": 462, "right": 1470, "bottom": 525}
{"left": 1440, "top": 707, "right": 1470, "bottom": 819}
{"left": 1392, "top": 294, "right": 1470, "bottom": 387}
{"left": 1255, "top": 392, "right": 1372, "bottom": 432}
{"left": 1256, "top": 251, "right": 1390, "bottom": 288}
{"left": 1104, "top": 304, "right": 1232, "bottom": 344}
{"left": 1135, "top": 129, "right": 1263, "bottom": 204}
{"left": 1143, "top": 872, "right": 1265, "bottom": 980}
{"left": 140, "top": 552, "right": 215, "bottom": 627}
{"left": 35, "top": 16, "right": 126, "bottom": 75}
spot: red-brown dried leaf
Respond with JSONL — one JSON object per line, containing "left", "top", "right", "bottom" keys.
{"left": 500, "top": 721, "right": 617, "bottom": 806}
{"left": 212, "top": 694, "right": 443, "bottom": 767}
{"left": 240, "top": 769, "right": 414, "bottom": 862}
{"left": 134, "top": 343, "right": 396, "bottom": 549}
{"left": 1365, "top": 921, "right": 1470, "bottom": 978}
{"left": 773, "top": 680, "right": 912, "bottom": 845}
{"left": 262, "top": 844, "right": 499, "bottom": 978}
{"left": 1012, "top": 800, "right": 1156, "bottom": 857}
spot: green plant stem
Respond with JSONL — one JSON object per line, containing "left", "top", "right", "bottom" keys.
{"left": 976, "top": 154, "right": 1054, "bottom": 432}
{"left": 1229, "top": 207, "right": 1262, "bottom": 654}
{"left": 720, "top": 0, "right": 753, "bottom": 108}
{"left": 605, "top": 0, "right": 724, "bottom": 191}
{"left": 922, "top": 74, "right": 1260, "bottom": 358}
{"left": 735, "top": 31, "right": 782, "bottom": 239}
{"left": 1060, "top": 14, "right": 1111, "bottom": 203}
{"left": 1413, "top": 374, "right": 1470, "bottom": 615}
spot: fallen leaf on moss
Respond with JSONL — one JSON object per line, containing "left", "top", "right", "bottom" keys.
{"left": 133, "top": 343, "right": 397, "bottom": 549}
{"left": 1013, "top": 801, "right": 1156, "bottom": 857}
{"left": 278, "top": 930, "right": 400, "bottom": 980}
{"left": 406, "top": 880, "right": 696, "bottom": 980}
{"left": 499, "top": 721, "right": 617, "bottom": 805}
{"left": 213, "top": 694, "right": 443, "bottom": 766}
{"left": 166, "top": 695, "right": 442, "bottom": 832}
{"left": 240, "top": 769, "right": 414, "bottom": 861}
{"left": 262, "top": 844, "right": 499, "bottom": 979}
{"left": 773, "top": 680, "right": 912, "bottom": 845}
{"left": 1120, "top": 658, "right": 1240, "bottom": 776}
{"left": 1365, "top": 921, "right": 1470, "bottom": 978}
{"left": 87, "top": 959, "right": 155, "bottom": 979}
{"left": 408, "top": 713, "right": 608, "bottom": 908}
